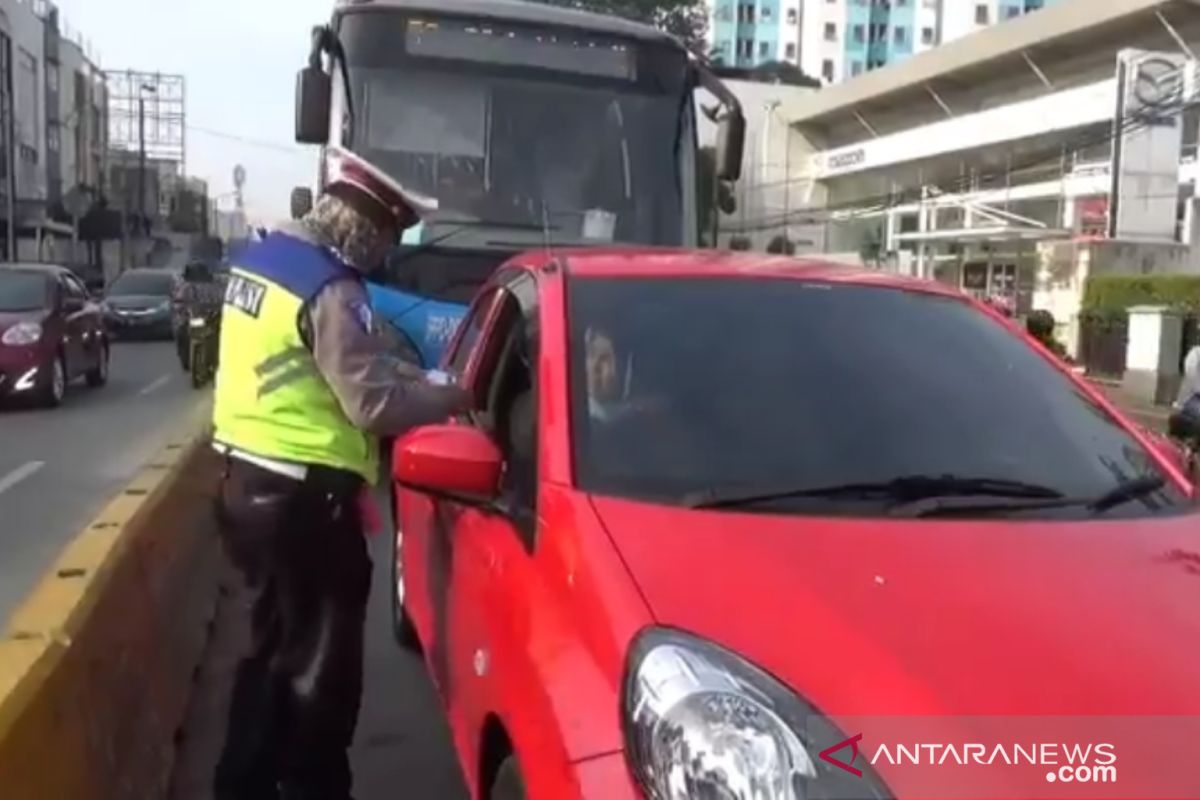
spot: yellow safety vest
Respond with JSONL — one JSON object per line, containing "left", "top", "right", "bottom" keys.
{"left": 212, "top": 232, "right": 379, "bottom": 484}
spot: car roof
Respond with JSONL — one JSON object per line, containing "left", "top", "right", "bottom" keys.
{"left": 335, "top": 0, "right": 680, "bottom": 49}
{"left": 538, "top": 248, "right": 965, "bottom": 299}
{"left": 0, "top": 262, "right": 73, "bottom": 278}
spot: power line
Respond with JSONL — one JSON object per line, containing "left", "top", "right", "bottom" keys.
{"left": 187, "top": 125, "right": 309, "bottom": 155}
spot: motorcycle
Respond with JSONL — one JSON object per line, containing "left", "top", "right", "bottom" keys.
{"left": 188, "top": 309, "right": 221, "bottom": 389}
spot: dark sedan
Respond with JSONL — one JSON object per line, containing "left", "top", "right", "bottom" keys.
{"left": 102, "top": 268, "right": 179, "bottom": 339}
{"left": 0, "top": 264, "right": 109, "bottom": 407}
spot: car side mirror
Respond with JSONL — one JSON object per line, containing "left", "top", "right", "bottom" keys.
{"left": 295, "top": 64, "right": 331, "bottom": 145}
{"left": 715, "top": 110, "right": 746, "bottom": 182}
{"left": 392, "top": 424, "right": 503, "bottom": 503}
{"left": 291, "top": 187, "right": 314, "bottom": 220}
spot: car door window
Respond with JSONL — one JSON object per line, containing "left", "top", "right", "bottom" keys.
{"left": 472, "top": 278, "right": 539, "bottom": 543}
{"left": 61, "top": 276, "right": 87, "bottom": 308}
{"left": 446, "top": 288, "right": 498, "bottom": 377}
{"left": 54, "top": 278, "right": 76, "bottom": 311}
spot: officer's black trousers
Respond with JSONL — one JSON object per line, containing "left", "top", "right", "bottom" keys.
{"left": 213, "top": 457, "right": 371, "bottom": 800}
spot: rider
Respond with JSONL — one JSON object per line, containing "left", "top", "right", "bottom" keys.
{"left": 174, "top": 260, "right": 225, "bottom": 368}
{"left": 1026, "top": 309, "right": 1070, "bottom": 361}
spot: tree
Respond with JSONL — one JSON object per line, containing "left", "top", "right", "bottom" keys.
{"left": 532, "top": 0, "right": 710, "bottom": 53}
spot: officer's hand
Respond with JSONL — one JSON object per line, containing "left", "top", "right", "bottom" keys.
{"left": 441, "top": 384, "right": 475, "bottom": 416}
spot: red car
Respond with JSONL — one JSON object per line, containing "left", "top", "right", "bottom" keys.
{"left": 391, "top": 251, "right": 1197, "bottom": 800}
{"left": 0, "top": 263, "right": 109, "bottom": 407}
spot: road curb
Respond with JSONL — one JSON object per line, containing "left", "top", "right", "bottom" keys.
{"left": 0, "top": 399, "right": 221, "bottom": 800}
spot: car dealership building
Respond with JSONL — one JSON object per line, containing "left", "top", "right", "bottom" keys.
{"left": 780, "top": 0, "right": 1200, "bottom": 355}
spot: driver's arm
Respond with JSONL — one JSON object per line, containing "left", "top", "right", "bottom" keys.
{"left": 304, "top": 279, "right": 471, "bottom": 436}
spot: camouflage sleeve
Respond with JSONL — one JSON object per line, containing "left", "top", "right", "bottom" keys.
{"left": 305, "top": 279, "right": 469, "bottom": 437}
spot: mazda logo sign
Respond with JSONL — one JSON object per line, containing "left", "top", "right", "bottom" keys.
{"left": 1132, "top": 56, "right": 1182, "bottom": 110}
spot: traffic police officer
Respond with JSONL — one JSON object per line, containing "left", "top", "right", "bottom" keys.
{"left": 210, "top": 146, "right": 469, "bottom": 800}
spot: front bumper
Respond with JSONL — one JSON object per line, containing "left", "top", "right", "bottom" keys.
{"left": 0, "top": 361, "right": 48, "bottom": 399}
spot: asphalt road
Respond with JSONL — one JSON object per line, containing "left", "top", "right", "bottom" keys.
{"left": 169, "top": 489, "right": 469, "bottom": 800}
{"left": 0, "top": 340, "right": 205, "bottom": 622}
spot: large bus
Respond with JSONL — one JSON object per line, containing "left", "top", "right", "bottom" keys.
{"left": 293, "top": 0, "right": 745, "bottom": 366}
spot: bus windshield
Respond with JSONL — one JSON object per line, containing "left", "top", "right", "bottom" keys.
{"left": 339, "top": 11, "right": 695, "bottom": 250}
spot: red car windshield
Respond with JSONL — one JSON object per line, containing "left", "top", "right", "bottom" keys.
{"left": 567, "top": 276, "right": 1188, "bottom": 520}
{"left": 0, "top": 271, "right": 50, "bottom": 312}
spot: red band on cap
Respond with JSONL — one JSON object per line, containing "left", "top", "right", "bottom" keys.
{"left": 328, "top": 153, "right": 411, "bottom": 221}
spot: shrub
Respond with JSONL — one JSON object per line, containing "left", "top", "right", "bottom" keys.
{"left": 1081, "top": 274, "right": 1200, "bottom": 320}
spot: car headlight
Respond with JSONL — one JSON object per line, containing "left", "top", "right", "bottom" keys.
{"left": 156, "top": 300, "right": 171, "bottom": 312}
{"left": 623, "top": 628, "right": 892, "bottom": 800}
{"left": 189, "top": 317, "right": 207, "bottom": 328}
{"left": 2, "top": 321, "right": 43, "bottom": 346}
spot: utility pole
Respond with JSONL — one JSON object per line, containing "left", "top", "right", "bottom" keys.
{"left": 137, "top": 93, "right": 145, "bottom": 264}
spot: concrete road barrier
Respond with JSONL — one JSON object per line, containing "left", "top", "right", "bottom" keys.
{"left": 0, "top": 403, "right": 221, "bottom": 800}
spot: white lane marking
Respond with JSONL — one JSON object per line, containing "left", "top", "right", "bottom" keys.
{"left": 138, "top": 375, "right": 171, "bottom": 397}
{"left": 0, "top": 461, "right": 45, "bottom": 496}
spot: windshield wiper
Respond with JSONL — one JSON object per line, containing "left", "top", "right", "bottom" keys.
{"left": 683, "top": 475, "right": 1066, "bottom": 511}
{"left": 904, "top": 474, "right": 1169, "bottom": 518}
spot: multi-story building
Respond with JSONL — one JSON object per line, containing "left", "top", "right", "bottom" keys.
{"left": 710, "top": 0, "right": 803, "bottom": 68}
{"left": 0, "top": 0, "right": 49, "bottom": 243}
{"left": 712, "top": 0, "right": 1065, "bottom": 82}
{"left": 0, "top": 0, "right": 106, "bottom": 263}
{"left": 51, "top": 19, "right": 107, "bottom": 210}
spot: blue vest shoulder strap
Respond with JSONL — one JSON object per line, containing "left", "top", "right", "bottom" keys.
{"left": 236, "top": 232, "right": 359, "bottom": 303}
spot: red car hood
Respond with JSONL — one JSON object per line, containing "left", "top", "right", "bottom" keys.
{"left": 591, "top": 496, "right": 1200, "bottom": 717}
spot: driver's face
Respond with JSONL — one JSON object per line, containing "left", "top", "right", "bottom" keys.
{"left": 586, "top": 329, "right": 620, "bottom": 404}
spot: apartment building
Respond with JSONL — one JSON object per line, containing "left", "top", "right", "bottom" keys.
{"left": 711, "top": 0, "right": 1063, "bottom": 81}
{"left": 711, "top": 0, "right": 804, "bottom": 67}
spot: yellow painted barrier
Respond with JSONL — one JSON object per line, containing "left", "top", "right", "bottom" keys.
{"left": 0, "top": 403, "right": 222, "bottom": 800}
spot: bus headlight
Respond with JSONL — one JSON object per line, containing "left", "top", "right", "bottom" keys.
{"left": 623, "top": 628, "right": 892, "bottom": 800}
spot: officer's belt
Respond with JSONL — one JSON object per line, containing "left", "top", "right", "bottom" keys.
{"left": 213, "top": 442, "right": 309, "bottom": 480}
{"left": 212, "top": 442, "right": 363, "bottom": 496}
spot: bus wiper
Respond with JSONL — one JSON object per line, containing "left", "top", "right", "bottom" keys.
{"left": 683, "top": 475, "right": 1066, "bottom": 511}
{"left": 904, "top": 474, "right": 1168, "bottom": 518}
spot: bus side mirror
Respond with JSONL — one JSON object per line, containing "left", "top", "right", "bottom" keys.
{"left": 716, "top": 110, "right": 746, "bottom": 182}
{"left": 291, "top": 187, "right": 314, "bottom": 220}
{"left": 296, "top": 65, "right": 331, "bottom": 145}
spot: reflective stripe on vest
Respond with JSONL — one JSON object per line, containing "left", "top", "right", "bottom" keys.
{"left": 212, "top": 233, "right": 379, "bottom": 484}
{"left": 255, "top": 346, "right": 320, "bottom": 398}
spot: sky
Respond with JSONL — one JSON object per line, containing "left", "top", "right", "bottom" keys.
{"left": 54, "top": 0, "right": 335, "bottom": 224}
